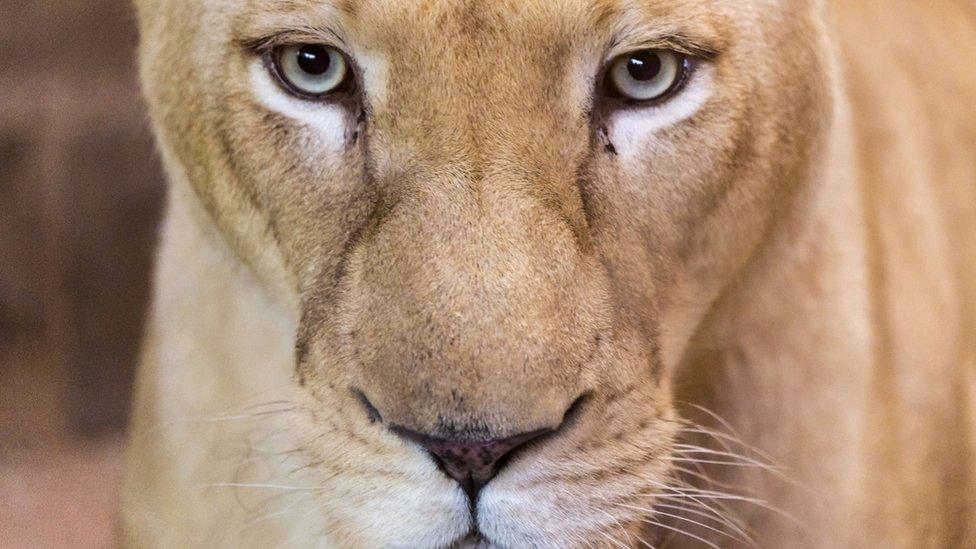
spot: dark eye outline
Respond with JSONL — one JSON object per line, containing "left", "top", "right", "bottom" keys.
{"left": 600, "top": 49, "right": 697, "bottom": 107}
{"left": 266, "top": 43, "right": 357, "bottom": 101}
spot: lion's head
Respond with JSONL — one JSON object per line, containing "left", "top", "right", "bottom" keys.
{"left": 136, "top": 0, "right": 832, "bottom": 545}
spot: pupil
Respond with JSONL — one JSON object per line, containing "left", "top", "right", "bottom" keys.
{"left": 627, "top": 51, "right": 662, "bottom": 81}
{"left": 297, "top": 45, "right": 331, "bottom": 75}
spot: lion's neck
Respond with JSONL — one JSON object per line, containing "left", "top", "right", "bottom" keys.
{"left": 678, "top": 89, "right": 877, "bottom": 546}
{"left": 142, "top": 178, "right": 298, "bottom": 413}
{"left": 121, "top": 180, "right": 319, "bottom": 546}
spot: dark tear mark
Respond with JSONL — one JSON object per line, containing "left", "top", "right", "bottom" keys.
{"left": 295, "top": 336, "right": 310, "bottom": 365}
{"left": 600, "top": 126, "right": 618, "bottom": 156}
{"left": 295, "top": 334, "right": 310, "bottom": 386}
{"left": 353, "top": 389, "right": 383, "bottom": 424}
{"left": 348, "top": 109, "right": 367, "bottom": 146}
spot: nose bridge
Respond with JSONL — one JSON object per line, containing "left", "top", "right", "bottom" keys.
{"left": 350, "top": 159, "right": 600, "bottom": 437}
{"left": 369, "top": 91, "right": 594, "bottom": 262}
{"left": 370, "top": 161, "right": 585, "bottom": 355}
{"left": 348, "top": 21, "right": 602, "bottom": 437}
{"left": 373, "top": 90, "right": 593, "bottom": 307}
{"left": 367, "top": 54, "right": 593, "bottom": 292}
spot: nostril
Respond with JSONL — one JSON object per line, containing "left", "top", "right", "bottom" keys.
{"left": 392, "top": 427, "right": 551, "bottom": 500}
{"left": 352, "top": 389, "right": 383, "bottom": 424}
{"left": 560, "top": 392, "right": 591, "bottom": 429}
{"left": 385, "top": 395, "right": 590, "bottom": 500}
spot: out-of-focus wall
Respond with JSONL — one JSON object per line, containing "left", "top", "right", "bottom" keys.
{"left": 1, "top": 2, "right": 164, "bottom": 544}
{"left": 0, "top": 1, "right": 163, "bottom": 439}
{"left": 0, "top": 5, "right": 164, "bottom": 544}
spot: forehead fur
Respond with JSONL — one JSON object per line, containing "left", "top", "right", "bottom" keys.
{"left": 233, "top": 0, "right": 740, "bottom": 51}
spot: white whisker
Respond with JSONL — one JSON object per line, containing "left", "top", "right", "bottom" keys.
{"left": 597, "top": 529, "right": 630, "bottom": 549}
{"left": 650, "top": 500, "right": 753, "bottom": 542}
{"left": 637, "top": 518, "right": 722, "bottom": 549}
{"left": 678, "top": 403, "right": 745, "bottom": 443}
{"left": 670, "top": 464, "right": 756, "bottom": 495}
{"left": 595, "top": 507, "right": 636, "bottom": 549}
{"left": 663, "top": 456, "right": 774, "bottom": 469}
{"left": 672, "top": 444, "right": 780, "bottom": 471}
{"left": 240, "top": 506, "right": 303, "bottom": 532}
{"left": 199, "top": 482, "right": 321, "bottom": 491}
{"left": 676, "top": 425, "right": 777, "bottom": 465}
{"left": 651, "top": 490, "right": 799, "bottom": 526}
{"left": 634, "top": 535, "right": 658, "bottom": 549}
{"left": 618, "top": 503, "right": 750, "bottom": 545}
{"left": 187, "top": 408, "right": 296, "bottom": 423}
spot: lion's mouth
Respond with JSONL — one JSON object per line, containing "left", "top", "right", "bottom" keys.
{"left": 449, "top": 531, "right": 494, "bottom": 549}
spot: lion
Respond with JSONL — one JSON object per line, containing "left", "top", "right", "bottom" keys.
{"left": 120, "top": 0, "right": 976, "bottom": 547}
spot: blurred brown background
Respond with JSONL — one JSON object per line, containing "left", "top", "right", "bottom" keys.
{"left": 0, "top": 2, "right": 163, "bottom": 546}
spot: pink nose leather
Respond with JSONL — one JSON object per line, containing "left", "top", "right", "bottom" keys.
{"left": 395, "top": 428, "right": 551, "bottom": 497}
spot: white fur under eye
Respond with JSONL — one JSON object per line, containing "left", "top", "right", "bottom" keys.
{"left": 610, "top": 64, "right": 714, "bottom": 159}
{"left": 249, "top": 60, "right": 348, "bottom": 152}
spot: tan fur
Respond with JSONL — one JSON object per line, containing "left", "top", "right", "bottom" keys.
{"left": 122, "top": 0, "right": 976, "bottom": 546}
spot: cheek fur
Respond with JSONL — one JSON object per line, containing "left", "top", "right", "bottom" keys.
{"left": 249, "top": 60, "right": 349, "bottom": 154}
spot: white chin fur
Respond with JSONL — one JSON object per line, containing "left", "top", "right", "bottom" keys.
{"left": 249, "top": 60, "right": 348, "bottom": 154}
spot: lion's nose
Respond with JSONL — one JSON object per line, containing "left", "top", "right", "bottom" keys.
{"left": 393, "top": 427, "right": 551, "bottom": 499}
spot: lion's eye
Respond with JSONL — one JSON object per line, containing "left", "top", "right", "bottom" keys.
{"left": 272, "top": 44, "right": 350, "bottom": 98}
{"left": 605, "top": 50, "right": 691, "bottom": 103}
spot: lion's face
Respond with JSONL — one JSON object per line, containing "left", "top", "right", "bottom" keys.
{"left": 138, "top": 0, "right": 830, "bottom": 545}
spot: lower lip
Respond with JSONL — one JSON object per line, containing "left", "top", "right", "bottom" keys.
{"left": 453, "top": 532, "right": 492, "bottom": 548}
